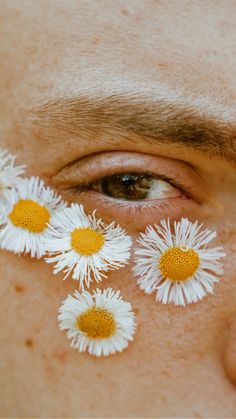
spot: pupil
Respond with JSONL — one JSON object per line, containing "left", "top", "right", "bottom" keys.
{"left": 99, "top": 173, "right": 153, "bottom": 200}
{"left": 121, "top": 174, "right": 135, "bottom": 187}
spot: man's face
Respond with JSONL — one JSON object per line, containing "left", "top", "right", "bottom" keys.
{"left": 1, "top": 1, "right": 236, "bottom": 417}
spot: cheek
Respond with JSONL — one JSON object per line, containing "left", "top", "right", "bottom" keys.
{"left": 223, "top": 321, "right": 236, "bottom": 386}
{"left": 219, "top": 230, "right": 236, "bottom": 384}
{"left": 219, "top": 229, "right": 236, "bottom": 285}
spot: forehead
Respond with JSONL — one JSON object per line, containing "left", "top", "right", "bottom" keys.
{"left": 1, "top": 1, "right": 236, "bottom": 114}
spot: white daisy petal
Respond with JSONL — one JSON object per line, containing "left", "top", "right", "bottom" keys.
{"left": 58, "top": 287, "right": 136, "bottom": 356}
{"left": 133, "top": 217, "right": 226, "bottom": 306}
{"left": 43, "top": 204, "right": 132, "bottom": 289}
{"left": 0, "top": 176, "right": 65, "bottom": 258}
{"left": 0, "top": 150, "right": 25, "bottom": 202}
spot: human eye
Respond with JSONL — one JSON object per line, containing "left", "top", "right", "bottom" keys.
{"left": 86, "top": 173, "right": 181, "bottom": 201}
{"left": 52, "top": 151, "right": 204, "bottom": 230}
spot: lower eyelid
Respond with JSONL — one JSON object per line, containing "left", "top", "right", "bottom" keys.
{"left": 83, "top": 189, "right": 187, "bottom": 207}
{"left": 63, "top": 188, "right": 201, "bottom": 232}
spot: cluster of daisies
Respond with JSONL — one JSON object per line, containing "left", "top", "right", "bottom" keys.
{"left": 0, "top": 149, "right": 225, "bottom": 356}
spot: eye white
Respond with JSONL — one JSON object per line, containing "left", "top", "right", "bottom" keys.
{"left": 145, "top": 179, "right": 179, "bottom": 199}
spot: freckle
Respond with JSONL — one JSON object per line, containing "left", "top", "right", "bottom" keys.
{"left": 134, "top": 12, "right": 145, "bottom": 23}
{"left": 92, "top": 37, "right": 100, "bottom": 46}
{"left": 158, "top": 62, "right": 169, "bottom": 70}
{"left": 133, "top": 307, "right": 140, "bottom": 315}
{"left": 53, "top": 349, "right": 69, "bottom": 362}
{"left": 15, "top": 284, "right": 24, "bottom": 293}
{"left": 44, "top": 364, "right": 57, "bottom": 383}
{"left": 25, "top": 339, "right": 34, "bottom": 348}
{"left": 121, "top": 8, "right": 129, "bottom": 16}
{"left": 194, "top": 413, "right": 203, "bottom": 418}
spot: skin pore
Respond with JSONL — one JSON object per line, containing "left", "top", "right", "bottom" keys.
{"left": 0, "top": 0, "right": 236, "bottom": 417}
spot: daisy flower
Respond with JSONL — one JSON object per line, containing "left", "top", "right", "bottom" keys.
{"left": 0, "top": 176, "right": 65, "bottom": 258}
{"left": 133, "top": 218, "right": 225, "bottom": 306}
{"left": 58, "top": 287, "right": 136, "bottom": 356}
{"left": 0, "top": 149, "right": 25, "bottom": 200}
{"left": 43, "top": 204, "right": 132, "bottom": 289}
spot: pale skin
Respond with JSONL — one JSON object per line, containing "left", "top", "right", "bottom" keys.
{"left": 1, "top": 1, "right": 236, "bottom": 417}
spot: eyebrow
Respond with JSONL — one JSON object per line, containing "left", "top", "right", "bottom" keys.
{"left": 31, "top": 93, "right": 236, "bottom": 163}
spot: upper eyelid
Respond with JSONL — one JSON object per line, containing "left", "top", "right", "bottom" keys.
{"left": 55, "top": 151, "right": 198, "bottom": 183}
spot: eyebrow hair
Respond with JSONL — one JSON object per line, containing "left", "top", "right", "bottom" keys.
{"left": 31, "top": 93, "right": 236, "bottom": 163}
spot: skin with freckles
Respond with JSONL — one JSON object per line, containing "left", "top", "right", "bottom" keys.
{"left": 0, "top": 1, "right": 236, "bottom": 417}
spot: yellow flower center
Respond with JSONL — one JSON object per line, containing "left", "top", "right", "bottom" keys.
{"left": 9, "top": 199, "right": 50, "bottom": 233}
{"left": 159, "top": 246, "right": 200, "bottom": 282}
{"left": 71, "top": 227, "right": 105, "bottom": 256}
{"left": 76, "top": 307, "right": 116, "bottom": 339}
